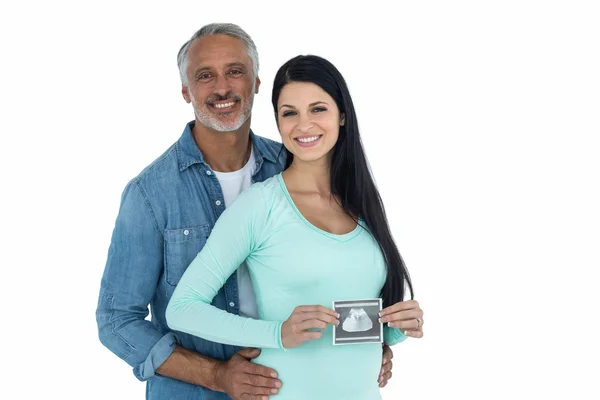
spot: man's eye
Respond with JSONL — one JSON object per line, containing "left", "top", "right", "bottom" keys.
{"left": 229, "top": 70, "right": 243, "bottom": 75}
{"left": 198, "top": 74, "right": 211, "bottom": 80}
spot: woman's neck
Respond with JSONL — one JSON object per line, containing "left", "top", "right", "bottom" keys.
{"left": 283, "top": 159, "right": 331, "bottom": 196}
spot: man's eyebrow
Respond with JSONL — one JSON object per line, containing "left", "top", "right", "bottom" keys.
{"left": 193, "top": 63, "right": 247, "bottom": 75}
{"left": 226, "top": 62, "right": 247, "bottom": 69}
{"left": 193, "top": 66, "right": 211, "bottom": 75}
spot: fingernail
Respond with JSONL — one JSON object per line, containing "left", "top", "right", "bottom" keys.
{"left": 271, "top": 372, "right": 277, "bottom": 378}
{"left": 275, "top": 381, "right": 282, "bottom": 388}
{"left": 262, "top": 397, "right": 268, "bottom": 400}
{"left": 271, "top": 388, "right": 278, "bottom": 394}
{"left": 404, "top": 330, "right": 409, "bottom": 336}
{"left": 336, "top": 320, "right": 340, "bottom": 326}
{"left": 389, "top": 322, "right": 395, "bottom": 327}
{"left": 378, "top": 311, "right": 383, "bottom": 317}
{"left": 336, "top": 312, "right": 340, "bottom": 318}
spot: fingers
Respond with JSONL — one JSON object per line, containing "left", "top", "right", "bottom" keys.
{"left": 380, "top": 300, "right": 420, "bottom": 316}
{"left": 294, "top": 305, "right": 339, "bottom": 318}
{"left": 236, "top": 347, "right": 261, "bottom": 359}
{"left": 295, "top": 319, "right": 327, "bottom": 331}
{"left": 382, "top": 344, "right": 394, "bottom": 363}
{"left": 240, "top": 391, "right": 275, "bottom": 400}
{"left": 378, "top": 370, "right": 392, "bottom": 387}
{"left": 293, "top": 311, "right": 339, "bottom": 326}
{"left": 386, "top": 319, "right": 424, "bottom": 331}
{"left": 380, "top": 359, "right": 393, "bottom": 376}
{"left": 242, "top": 373, "right": 282, "bottom": 389}
{"left": 246, "top": 363, "right": 280, "bottom": 380}
{"left": 379, "top": 345, "right": 394, "bottom": 387}
{"left": 381, "top": 315, "right": 424, "bottom": 330}
{"left": 302, "top": 331, "right": 323, "bottom": 341}
{"left": 240, "top": 383, "right": 279, "bottom": 398}
{"left": 380, "top": 309, "right": 423, "bottom": 324}
{"left": 403, "top": 329, "right": 424, "bottom": 338}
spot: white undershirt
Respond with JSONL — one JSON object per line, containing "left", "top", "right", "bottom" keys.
{"left": 213, "top": 147, "right": 258, "bottom": 319}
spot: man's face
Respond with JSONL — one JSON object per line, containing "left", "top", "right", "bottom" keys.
{"left": 182, "top": 34, "right": 260, "bottom": 132}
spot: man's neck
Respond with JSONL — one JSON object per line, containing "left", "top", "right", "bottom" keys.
{"left": 192, "top": 119, "right": 252, "bottom": 172}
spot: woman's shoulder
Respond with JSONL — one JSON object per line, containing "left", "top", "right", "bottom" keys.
{"left": 253, "top": 173, "right": 281, "bottom": 190}
{"left": 231, "top": 173, "right": 283, "bottom": 208}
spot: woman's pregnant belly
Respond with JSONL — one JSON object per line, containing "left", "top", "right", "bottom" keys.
{"left": 253, "top": 333, "right": 383, "bottom": 400}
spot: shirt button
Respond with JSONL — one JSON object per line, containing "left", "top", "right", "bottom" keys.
{"left": 206, "top": 170, "right": 212, "bottom": 175}
{"left": 215, "top": 200, "right": 222, "bottom": 206}
{"left": 183, "top": 230, "right": 189, "bottom": 235}
{"left": 229, "top": 302, "right": 235, "bottom": 307}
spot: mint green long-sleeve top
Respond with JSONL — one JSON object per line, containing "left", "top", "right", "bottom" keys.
{"left": 166, "top": 174, "right": 406, "bottom": 399}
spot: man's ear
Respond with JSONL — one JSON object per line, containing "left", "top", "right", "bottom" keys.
{"left": 182, "top": 84, "right": 191, "bottom": 103}
{"left": 255, "top": 76, "right": 261, "bottom": 94}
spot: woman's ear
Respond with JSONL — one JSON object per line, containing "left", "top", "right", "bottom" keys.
{"left": 340, "top": 113, "right": 345, "bottom": 126}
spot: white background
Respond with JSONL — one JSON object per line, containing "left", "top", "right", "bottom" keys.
{"left": 1, "top": 1, "right": 599, "bottom": 399}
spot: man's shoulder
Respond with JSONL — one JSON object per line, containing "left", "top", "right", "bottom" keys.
{"left": 253, "top": 134, "right": 281, "bottom": 149}
{"left": 253, "top": 134, "right": 283, "bottom": 155}
{"left": 127, "top": 141, "right": 180, "bottom": 189}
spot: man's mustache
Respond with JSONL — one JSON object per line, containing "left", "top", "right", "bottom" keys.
{"left": 205, "top": 93, "right": 242, "bottom": 104}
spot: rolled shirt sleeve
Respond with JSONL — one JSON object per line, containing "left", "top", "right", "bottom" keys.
{"left": 96, "top": 180, "right": 176, "bottom": 380}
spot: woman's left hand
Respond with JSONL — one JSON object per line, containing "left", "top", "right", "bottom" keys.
{"left": 379, "top": 300, "right": 424, "bottom": 338}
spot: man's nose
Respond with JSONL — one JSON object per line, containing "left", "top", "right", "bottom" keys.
{"left": 213, "top": 75, "right": 230, "bottom": 97}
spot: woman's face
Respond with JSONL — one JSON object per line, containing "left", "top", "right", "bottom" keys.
{"left": 276, "top": 82, "right": 344, "bottom": 164}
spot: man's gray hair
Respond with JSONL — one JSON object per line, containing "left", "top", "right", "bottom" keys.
{"left": 177, "top": 23, "right": 259, "bottom": 86}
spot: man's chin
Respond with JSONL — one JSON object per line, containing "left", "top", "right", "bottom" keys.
{"left": 205, "top": 120, "right": 246, "bottom": 133}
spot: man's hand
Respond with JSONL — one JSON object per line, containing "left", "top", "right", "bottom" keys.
{"left": 214, "top": 348, "right": 282, "bottom": 400}
{"left": 378, "top": 344, "right": 394, "bottom": 387}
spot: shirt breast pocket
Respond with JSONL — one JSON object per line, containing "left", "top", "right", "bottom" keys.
{"left": 164, "top": 224, "right": 211, "bottom": 286}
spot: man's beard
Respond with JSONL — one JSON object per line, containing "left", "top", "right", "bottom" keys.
{"left": 192, "top": 87, "right": 254, "bottom": 132}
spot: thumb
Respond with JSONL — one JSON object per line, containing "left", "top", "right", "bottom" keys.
{"left": 236, "top": 347, "right": 261, "bottom": 359}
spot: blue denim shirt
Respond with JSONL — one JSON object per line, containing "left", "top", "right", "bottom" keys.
{"left": 96, "top": 121, "right": 285, "bottom": 399}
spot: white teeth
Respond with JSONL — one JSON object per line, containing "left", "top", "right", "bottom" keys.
{"left": 214, "top": 102, "right": 235, "bottom": 108}
{"left": 296, "top": 135, "right": 321, "bottom": 143}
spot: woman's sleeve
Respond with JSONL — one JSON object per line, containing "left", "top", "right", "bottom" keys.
{"left": 383, "top": 325, "right": 408, "bottom": 346}
{"left": 166, "top": 186, "right": 284, "bottom": 349}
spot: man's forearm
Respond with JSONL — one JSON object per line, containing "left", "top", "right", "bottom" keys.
{"left": 156, "top": 345, "right": 223, "bottom": 392}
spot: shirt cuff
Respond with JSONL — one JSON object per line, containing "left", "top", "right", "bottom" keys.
{"left": 134, "top": 332, "right": 178, "bottom": 381}
{"left": 275, "top": 321, "right": 286, "bottom": 350}
{"left": 384, "top": 327, "right": 408, "bottom": 346}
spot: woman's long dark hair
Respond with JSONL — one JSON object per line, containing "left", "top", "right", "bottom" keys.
{"left": 272, "top": 55, "right": 413, "bottom": 307}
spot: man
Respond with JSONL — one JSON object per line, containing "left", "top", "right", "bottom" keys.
{"left": 96, "top": 23, "right": 398, "bottom": 399}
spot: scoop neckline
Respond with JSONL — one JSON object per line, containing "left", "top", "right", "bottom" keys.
{"left": 276, "top": 173, "right": 363, "bottom": 243}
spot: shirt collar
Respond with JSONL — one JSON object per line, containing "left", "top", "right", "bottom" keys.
{"left": 176, "top": 120, "right": 277, "bottom": 171}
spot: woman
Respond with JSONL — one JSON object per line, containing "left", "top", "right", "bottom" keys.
{"left": 167, "top": 55, "right": 423, "bottom": 399}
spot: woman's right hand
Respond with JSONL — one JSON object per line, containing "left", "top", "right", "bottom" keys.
{"left": 281, "top": 305, "right": 340, "bottom": 349}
